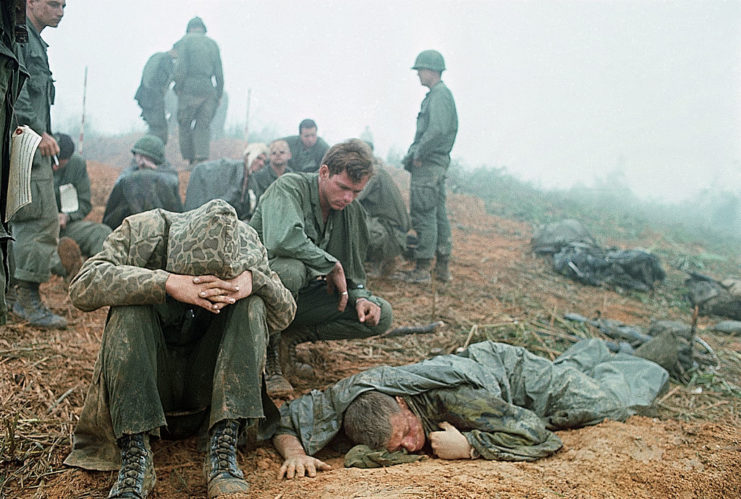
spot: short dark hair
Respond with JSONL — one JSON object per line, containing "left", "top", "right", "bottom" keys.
{"left": 299, "top": 118, "right": 317, "bottom": 133}
{"left": 55, "top": 133, "right": 75, "bottom": 160}
{"left": 343, "top": 391, "right": 401, "bottom": 450}
{"left": 321, "top": 138, "right": 374, "bottom": 183}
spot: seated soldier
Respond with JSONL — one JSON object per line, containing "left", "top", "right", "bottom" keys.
{"left": 248, "top": 139, "right": 293, "bottom": 202}
{"left": 249, "top": 139, "right": 392, "bottom": 397}
{"left": 184, "top": 142, "right": 269, "bottom": 220}
{"left": 51, "top": 133, "right": 112, "bottom": 278}
{"left": 63, "top": 200, "right": 296, "bottom": 498}
{"left": 102, "top": 135, "right": 183, "bottom": 229}
{"left": 357, "top": 148, "right": 410, "bottom": 278}
{"left": 281, "top": 118, "right": 330, "bottom": 173}
{"left": 273, "top": 339, "right": 669, "bottom": 478}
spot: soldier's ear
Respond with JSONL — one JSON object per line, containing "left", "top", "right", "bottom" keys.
{"left": 395, "top": 396, "right": 408, "bottom": 410}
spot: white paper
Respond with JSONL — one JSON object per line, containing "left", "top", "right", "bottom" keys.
{"left": 59, "top": 183, "right": 79, "bottom": 213}
{"left": 6, "top": 126, "right": 41, "bottom": 222}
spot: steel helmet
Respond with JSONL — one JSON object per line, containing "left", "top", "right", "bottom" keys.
{"left": 131, "top": 135, "right": 166, "bottom": 165}
{"left": 411, "top": 50, "right": 446, "bottom": 72}
{"left": 186, "top": 16, "right": 207, "bottom": 33}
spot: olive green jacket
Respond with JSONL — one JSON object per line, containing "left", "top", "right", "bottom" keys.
{"left": 404, "top": 81, "right": 458, "bottom": 169}
{"left": 249, "top": 172, "right": 372, "bottom": 302}
{"left": 135, "top": 51, "right": 174, "bottom": 109}
{"left": 281, "top": 135, "right": 330, "bottom": 173}
{"left": 70, "top": 199, "right": 296, "bottom": 334}
{"left": 13, "top": 18, "right": 53, "bottom": 138}
{"left": 173, "top": 33, "right": 223, "bottom": 98}
{"left": 358, "top": 165, "right": 410, "bottom": 234}
{"left": 53, "top": 153, "right": 92, "bottom": 223}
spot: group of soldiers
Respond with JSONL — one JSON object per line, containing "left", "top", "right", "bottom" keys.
{"left": 0, "top": 4, "right": 675, "bottom": 499}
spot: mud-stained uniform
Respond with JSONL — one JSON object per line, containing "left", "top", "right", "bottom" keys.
{"left": 10, "top": 17, "right": 58, "bottom": 284}
{"left": 357, "top": 164, "right": 410, "bottom": 263}
{"left": 53, "top": 153, "right": 111, "bottom": 257}
{"left": 64, "top": 200, "right": 296, "bottom": 470}
{"left": 250, "top": 172, "right": 392, "bottom": 341}
{"left": 403, "top": 80, "right": 457, "bottom": 261}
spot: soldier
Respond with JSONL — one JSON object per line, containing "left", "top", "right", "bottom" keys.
{"left": 51, "top": 133, "right": 111, "bottom": 277}
{"left": 173, "top": 16, "right": 223, "bottom": 165}
{"left": 135, "top": 48, "right": 177, "bottom": 145}
{"left": 184, "top": 142, "right": 269, "bottom": 220}
{"left": 63, "top": 200, "right": 296, "bottom": 498}
{"left": 249, "top": 139, "right": 392, "bottom": 397}
{"left": 401, "top": 49, "right": 458, "bottom": 284}
{"left": 0, "top": 0, "right": 28, "bottom": 326}
{"left": 10, "top": 0, "right": 67, "bottom": 329}
{"left": 102, "top": 135, "right": 182, "bottom": 230}
{"left": 273, "top": 340, "right": 668, "bottom": 478}
{"left": 358, "top": 146, "right": 410, "bottom": 278}
{"left": 248, "top": 139, "right": 292, "bottom": 202}
{"left": 281, "top": 118, "right": 330, "bottom": 173}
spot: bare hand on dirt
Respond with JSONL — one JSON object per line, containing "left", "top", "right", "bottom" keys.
{"left": 165, "top": 271, "right": 253, "bottom": 313}
{"left": 355, "top": 298, "right": 381, "bottom": 326}
{"left": 326, "top": 261, "right": 348, "bottom": 311}
{"left": 278, "top": 455, "right": 332, "bottom": 479}
{"left": 429, "top": 422, "right": 472, "bottom": 460}
{"left": 38, "top": 132, "right": 60, "bottom": 157}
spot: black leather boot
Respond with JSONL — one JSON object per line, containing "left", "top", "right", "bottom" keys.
{"left": 108, "top": 433, "right": 155, "bottom": 498}
{"left": 204, "top": 419, "right": 249, "bottom": 498}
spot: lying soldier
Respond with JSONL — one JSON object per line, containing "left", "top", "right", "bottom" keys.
{"left": 273, "top": 339, "right": 668, "bottom": 478}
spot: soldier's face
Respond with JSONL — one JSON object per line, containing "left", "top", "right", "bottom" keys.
{"left": 269, "top": 142, "right": 291, "bottom": 168}
{"left": 317, "top": 165, "right": 369, "bottom": 212}
{"left": 249, "top": 153, "right": 267, "bottom": 173}
{"left": 28, "top": 0, "right": 66, "bottom": 29}
{"left": 299, "top": 127, "right": 318, "bottom": 149}
{"left": 417, "top": 69, "right": 436, "bottom": 88}
{"left": 385, "top": 400, "right": 425, "bottom": 453}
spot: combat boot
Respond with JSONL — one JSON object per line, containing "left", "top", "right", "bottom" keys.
{"left": 109, "top": 433, "right": 155, "bottom": 498}
{"left": 265, "top": 335, "right": 294, "bottom": 398}
{"left": 279, "top": 327, "right": 316, "bottom": 378}
{"left": 434, "top": 256, "right": 452, "bottom": 283}
{"left": 13, "top": 281, "right": 67, "bottom": 329}
{"left": 204, "top": 419, "right": 249, "bottom": 498}
{"left": 401, "top": 259, "right": 432, "bottom": 284}
{"left": 58, "top": 237, "right": 83, "bottom": 280}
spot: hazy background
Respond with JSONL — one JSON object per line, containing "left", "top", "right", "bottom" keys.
{"left": 43, "top": 0, "right": 740, "bottom": 202}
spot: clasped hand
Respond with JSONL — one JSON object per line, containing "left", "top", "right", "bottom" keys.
{"left": 165, "top": 270, "right": 253, "bottom": 313}
{"left": 429, "top": 421, "right": 473, "bottom": 460}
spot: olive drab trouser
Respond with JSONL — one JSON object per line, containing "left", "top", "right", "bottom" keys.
{"left": 100, "top": 296, "right": 268, "bottom": 439}
{"left": 177, "top": 90, "right": 219, "bottom": 162}
{"left": 409, "top": 164, "right": 452, "bottom": 261}
{"left": 269, "top": 257, "right": 392, "bottom": 341}
{"left": 10, "top": 152, "right": 59, "bottom": 283}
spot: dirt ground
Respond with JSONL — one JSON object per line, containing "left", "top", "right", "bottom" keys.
{"left": 1, "top": 137, "right": 740, "bottom": 498}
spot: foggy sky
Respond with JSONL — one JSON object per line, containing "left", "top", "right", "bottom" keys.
{"left": 42, "top": 0, "right": 741, "bottom": 202}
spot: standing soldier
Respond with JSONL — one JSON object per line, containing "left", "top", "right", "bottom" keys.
{"left": 135, "top": 48, "right": 177, "bottom": 145}
{"left": 401, "top": 49, "right": 458, "bottom": 284}
{"left": 10, "top": 0, "right": 67, "bottom": 329}
{"left": 173, "top": 16, "right": 223, "bottom": 165}
{"left": 1, "top": 0, "right": 29, "bottom": 326}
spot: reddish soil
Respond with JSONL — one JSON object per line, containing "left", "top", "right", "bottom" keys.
{"left": 1, "top": 137, "right": 739, "bottom": 498}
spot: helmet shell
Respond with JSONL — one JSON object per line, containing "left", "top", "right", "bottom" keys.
{"left": 412, "top": 50, "right": 445, "bottom": 72}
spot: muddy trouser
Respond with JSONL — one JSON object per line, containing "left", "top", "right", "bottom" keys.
{"left": 140, "top": 98, "right": 169, "bottom": 145}
{"left": 101, "top": 295, "right": 268, "bottom": 439}
{"left": 409, "top": 164, "right": 451, "bottom": 261}
{"left": 366, "top": 216, "right": 407, "bottom": 264}
{"left": 177, "top": 90, "right": 218, "bottom": 162}
{"left": 10, "top": 154, "right": 59, "bottom": 283}
{"left": 270, "top": 257, "right": 392, "bottom": 341}
{"left": 51, "top": 220, "right": 113, "bottom": 275}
